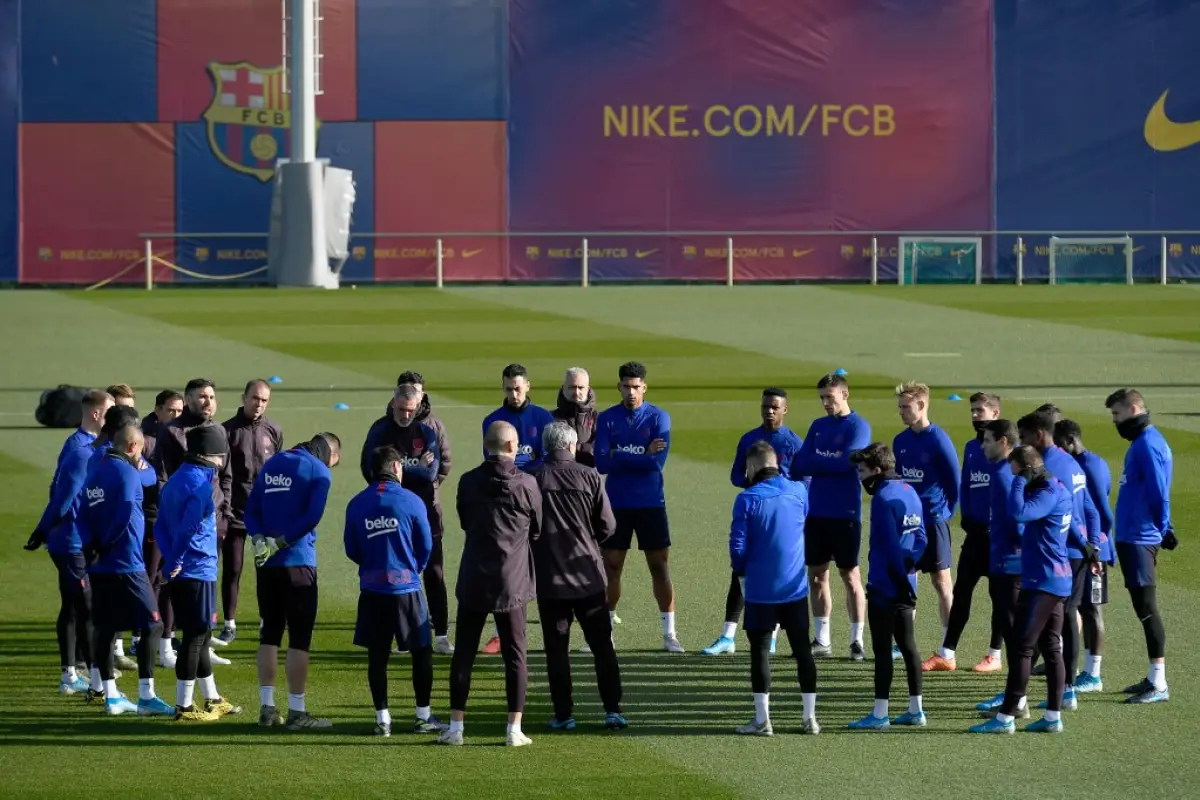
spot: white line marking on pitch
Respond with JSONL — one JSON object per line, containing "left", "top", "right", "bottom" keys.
{"left": 903, "top": 352, "right": 963, "bottom": 357}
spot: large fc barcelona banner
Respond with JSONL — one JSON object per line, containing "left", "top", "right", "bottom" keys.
{"left": 1, "top": 0, "right": 1199, "bottom": 284}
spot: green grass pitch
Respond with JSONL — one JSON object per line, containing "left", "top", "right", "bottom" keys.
{"left": 1, "top": 284, "right": 1198, "bottom": 798}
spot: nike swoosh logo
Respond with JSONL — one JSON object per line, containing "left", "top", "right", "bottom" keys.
{"left": 462, "top": 249, "right": 484, "bottom": 258}
{"left": 791, "top": 248, "right": 814, "bottom": 258}
{"left": 1144, "top": 90, "right": 1200, "bottom": 152}
{"left": 636, "top": 249, "right": 658, "bottom": 258}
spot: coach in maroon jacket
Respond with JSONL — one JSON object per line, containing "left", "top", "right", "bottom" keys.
{"left": 531, "top": 420, "right": 625, "bottom": 728}
{"left": 443, "top": 421, "right": 542, "bottom": 746}
{"left": 553, "top": 367, "right": 598, "bottom": 467}
{"left": 140, "top": 389, "right": 183, "bottom": 661}
{"left": 215, "top": 379, "right": 284, "bottom": 644}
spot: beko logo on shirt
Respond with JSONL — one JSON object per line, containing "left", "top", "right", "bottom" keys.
{"left": 264, "top": 474, "right": 292, "bottom": 492}
{"left": 616, "top": 444, "right": 646, "bottom": 455}
{"left": 400, "top": 456, "right": 424, "bottom": 467}
{"left": 365, "top": 516, "right": 400, "bottom": 537}
{"left": 901, "top": 466, "right": 924, "bottom": 482}
{"left": 816, "top": 448, "right": 843, "bottom": 459}
{"left": 1071, "top": 473, "right": 1087, "bottom": 493}
{"left": 86, "top": 487, "right": 105, "bottom": 506}
{"left": 969, "top": 470, "right": 990, "bottom": 488}
{"left": 902, "top": 513, "right": 921, "bottom": 527}
{"left": 517, "top": 444, "right": 534, "bottom": 455}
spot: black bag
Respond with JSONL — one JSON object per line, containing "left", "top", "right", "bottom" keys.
{"left": 35, "top": 385, "right": 88, "bottom": 428}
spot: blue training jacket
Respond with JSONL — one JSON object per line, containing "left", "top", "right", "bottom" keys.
{"left": 893, "top": 423, "right": 961, "bottom": 524}
{"left": 1115, "top": 424, "right": 1173, "bottom": 546}
{"left": 481, "top": 401, "right": 554, "bottom": 471}
{"left": 39, "top": 428, "right": 96, "bottom": 555}
{"left": 1075, "top": 450, "right": 1114, "bottom": 563}
{"left": 78, "top": 452, "right": 146, "bottom": 575}
{"left": 155, "top": 461, "right": 219, "bottom": 582}
{"left": 1042, "top": 445, "right": 1100, "bottom": 559}
{"left": 865, "top": 477, "right": 927, "bottom": 602}
{"left": 344, "top": 477, "right": 432, "bottom": 595}
{"left": 731, "top": 424, "right": 804, "bottom": 489}
{"left": 595, "top": 401, "right": 671, "bottom": 509}
{"left": 1008, "top": 475, "right": 1075, "bottom": 597}
{"left": 244, "top": 446, "right": 332, "bottom": 568}
{"left": 729, "top": 473, "right": 809, "bottom": 605}
{"left": 960, "top": 437, "right": 992, "bottom": 526}
{"left": 789, "top": 412, "right": 871, "bottom": 519}
{"left": 88, "top": 440, "right": 157, "bottom": 490}
{"left": 988, "top": 458, "right": 1023, "bottom": 576}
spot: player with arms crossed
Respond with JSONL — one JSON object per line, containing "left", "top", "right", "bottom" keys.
{"left": 595, "top": 362, "right": 682, "bottom": 653}
{"left": 1106, "top": 388, "right": 1173, "bottom": 704}
{"left": 703, "top": 387, "right": 803, "bottom": 656}
{"left": 893, "top": 382, "right": 959, "bottom": 651}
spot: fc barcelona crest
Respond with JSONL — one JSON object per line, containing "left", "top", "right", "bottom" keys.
{"left": 203, "top": 61, "right": 321, "bottom": 182}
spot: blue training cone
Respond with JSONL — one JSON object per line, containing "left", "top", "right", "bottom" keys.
{"left": 947, "top": 393, "right": 963, "bottom": 402}
{"left": 834, "top": 368, "right": 848, "bottom": 376}
{"left": 268, "top": 376, "right": 283, "bottom": 384}
{"left": 333, "top": 402, "right": 350, "bottom": 411}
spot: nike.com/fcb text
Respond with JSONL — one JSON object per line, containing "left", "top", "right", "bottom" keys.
{"left": 603, "top": 104, "right": 896, "bottom": 138}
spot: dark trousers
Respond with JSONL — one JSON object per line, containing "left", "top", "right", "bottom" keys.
{"left": 942, "top": 530, "right": 1002, "bottom": 651}
{"left": 220, "top": 529, "right": 246, "bottom": 621}
{"left": 867, "top": 595, "right": 921, "bottom": 700}
{"left": 1002, "top": 590, "right": 1065, "bottom": 715}
{"left": 746, "top": 600, "right": 817, "bottom": 695}
{"left": 449, "top": 604, "right": 528, "bottom": 713}
{"left": 143, "top": 536, "right": 173, "bottom": 635}
{"left": 424, "top": 537, "right": 448, "bottom": 636}
{"left": 538, "top": 592, "right": 622, "bottom": 720}
{"left": 52, "top": 554, "right": 93, "bottom": 669}
{"left": 368, "top": 643, "right": 433, "bottom": 711}
{"left": 989, "top": 573, "right": 1021, "bottom": 649}
{"left": 96, "top": 621, "right": 161, "bottom": 682}
{"left": 724, "top": 572, "right": 744, "bottom": 624}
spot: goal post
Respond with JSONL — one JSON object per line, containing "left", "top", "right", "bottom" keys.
{"left": 1048, "top": 236, "right": 1134, "bottom": 285}
{"left": 898, "top": 236, "right": 983, "bottom": 285}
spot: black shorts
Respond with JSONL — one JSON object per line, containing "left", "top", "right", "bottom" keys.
{"left": 91, "top": 571, "right": 160, "bottom": 632}
{"left": 958, "top": 521, "right": 991, "bottom": 577}
{"left": 52, "top": 552, "right": 90, "bottom": 600}
{"left": 167, "top": 578, "right": 217, "bottom": 632}
{"left": 257, "top": 565, "right": 319, "bottom": 650}
{"left": 1066, "top": 558, "right": 1087, "bottom": 608}
{"left": 1082, "top": 563, "right": 1109, "bottom": 607}
{"left": 916, "top": 516, "right": 953, "bottom": 573}
{"left": 1116, "top": 542, "right": 1158, "bottom": 589}
{"left": 744, "top": 598, "right": 810, "bottom": 634}
{"left": 354, "top": 590, "right": 431, "bottom": 652}
{"left": 604, "top": 507, "right": 671, "bottom": 552}
{"left": 804, "top": 517, "right": 862, "bottom": 569}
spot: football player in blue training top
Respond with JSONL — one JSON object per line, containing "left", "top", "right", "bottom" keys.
{"left": 703, "top": 387, "right": 804, "bottom": 657}
{"left": 1106, "top": 388, "right": 1173, "bottom": 704}
{"left": 892, "top": 382, "right": 959, "bottom": 655}
{"left": 595, "top": 362, "right": 682, "bottom": 653}
{"left": 481, "top": 364, "right": 555, "bottom": 473}
{"left": 1054, "top": 418, "right": 1114, "bottom": 694}
{"left": 791, "top": 373, "right": 872, "bottom": 661}
{"left": 847, "top": 443, "right": 928, "bottom": 731}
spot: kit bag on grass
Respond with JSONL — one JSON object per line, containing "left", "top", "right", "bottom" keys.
{"left": 35, "top": 385, "right": 88, "bottom": 429}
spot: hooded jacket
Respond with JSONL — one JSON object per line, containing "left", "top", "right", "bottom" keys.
{"left": 244, "top": 444, "right": 332, "bottom": 569}
{"left": 223, "top": 410, "right": 284, "bottom": 533}
{"left": 344, "top": 475, "right": 432, "bottom": 595}
{"left": 530, "top": 450, "right": 616, "bottom": 599}
{"left": 140, "top": 413, "right": 161, "bottom": 522}
{"left": 454, "top": 457, "right": 542, "bottom": 613}
{"left": 155, "top": 410, "right": 233, "bottom": 531}
{"left": 155, "top": 459, "right": 220, "bottom": 582}
{"left": 39, "top": 428, "right": 96, "bottom": 555}
{"left": 552, "top": 389, "right": 598, "bottom": 467}
{"left": 381, "top": 393, "right": 452, "bottom": 485}
{"left": 78, "top": 451, "right": 147, "bottom": 575}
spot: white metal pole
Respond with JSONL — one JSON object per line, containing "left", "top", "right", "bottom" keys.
{"left": 436, "top": 238, "right": 444, "bottom": 288}
{"left": 144, "top": 237, "right": 153, "bottom": 291}
{"left": 581, "top": 238, "right": 589, "bottom": 288}
{"left": 1125, "top": 235, "right": 1134, "bottom": 285}
{"left": 290, "top": 0, "right": 317, "bottom": 163}
{"left": 1049, "top": 236, "right": 1057, "bottom": 285}
{"left": 726, "top": 237, "right": 734, "bottom": 286}
{"left": 1016, "top": 236, "right": 1024, "bottom": 286}
{"left": 870, "top": 237, "right": 878, "bottom": 285}
{"left": 1160, "top": 235, "right": 1168, "bottom": 285}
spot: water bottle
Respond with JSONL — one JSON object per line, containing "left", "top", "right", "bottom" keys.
{"left": 1090, "top": 573, "right": 1103, "bottom": 605}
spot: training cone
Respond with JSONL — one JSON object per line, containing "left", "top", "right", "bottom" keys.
{"left": 834, "top": 368, "right": 848, "bottom": 376}
{"left": 947, "top": 393, "right": 963, "bottom": 401}
{"left": 333, "top": 402, "right": 350, "bottom": 410}
{"left": 268, "top": 376, "right": 283, "bottom": 384}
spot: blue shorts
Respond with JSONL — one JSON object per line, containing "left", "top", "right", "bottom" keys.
{"left": 1116, "top": 542, "right": 1158, "bottom": 589}
{"left": 168, "top": 579, "right": 218, "bottom": 633}
{"left": 52, "top": 552, "right": 90, "bottom": 601}
{"left": 91, "top": 571, "right": 160, "bottom": 632}
{"left": 804, "top": 517, "right": 862, "bottom": 569}
{"left": 916, "top": 516, "right": 953, "bottom": 573}
{"left": 354, "top": 590, "right": 431, "bottom": 652}
{"left": 604, "top": 507, "right": 671, "bottom": 552}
